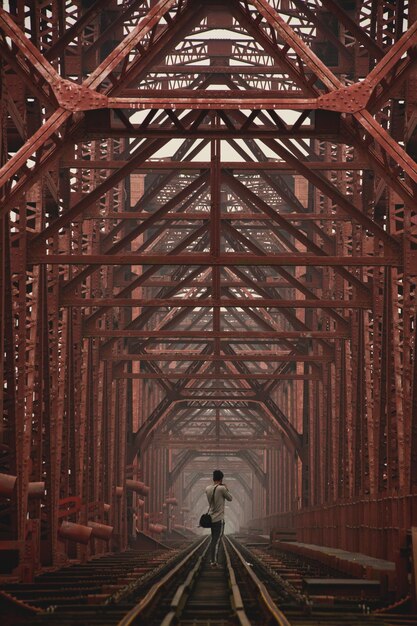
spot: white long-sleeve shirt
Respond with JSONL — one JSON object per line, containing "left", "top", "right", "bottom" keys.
{"left": 205, "top": 483, "right": 232, "bottom": 523}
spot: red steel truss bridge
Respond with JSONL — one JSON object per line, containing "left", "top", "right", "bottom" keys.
{"left": 0, "top": 0, "right": 417, "bottom": 614}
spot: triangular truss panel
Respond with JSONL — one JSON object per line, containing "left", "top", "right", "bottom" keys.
{"left": 1, "top": 0, "right": 417, "bottom": 577}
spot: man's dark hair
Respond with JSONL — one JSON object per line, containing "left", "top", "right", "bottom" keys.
{"left": 213, "top": 469, "right": 224, "bottom": 482}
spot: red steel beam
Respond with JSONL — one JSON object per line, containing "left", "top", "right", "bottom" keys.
{"left": 83, "top": 330, "right": 349, "bottom": 339}
{"left": 61, "top": 160, "right": 370, "bottom": 171}
{"left": 62, "top": 297, "right": 369, "bottom": 308}
{"left": 104, "top": 354, "right": 332, "bottom": 362}
{"left": 81, "top": 212, "right": 360, "bottom": 222}
{"left": 3, "top": 0, "right": 417, "bottom": 583}
{"left": 0, "top": 0, "right": 180, "bottom": 198}
{"left": 115, "top": 373, "right": 320, "bottom": 380}
{"left": 28, "top": 253, "right": 403, "bottom": 266}
{"left": 153, "top": 439, "right": 282, "bottom": 449}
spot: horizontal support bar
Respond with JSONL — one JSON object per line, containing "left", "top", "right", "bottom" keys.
{"left": 64, "top": 279, "right": 294, "bottom": 289}
{"left": 135, "top": 339, "right": 311, "bottom": 345}
{"left": 114, "top": 373, "right": 320, "bottom": 380}
{"left": 176, "top": 394, "right": 257, "bottom": 399}
{"left": 178, "top": 388, "right": 257, "bottom": 392}
{"left": 62, "top": 160, "right": 368, "bottom": 172}
{"left": 153, "top": 439, "right": 282, "bottom": 450}
{"left": 108, "top": 95, "right": 319, "bottom": 110}
{"left": 83, "top": 212, "right": 356, "bottom": 221}
{"left": 103, "top": 354, "right": 331, "bottom": 362}
{"left": 63, "top": 297, "right": 368, "bottom": 309}
{"left": 147, "top": 65, "right": 307, "bottom": 75}
{"left": 29, "top": 254, "right": 402, "bottom": 267}
{"left": 87, "top": 129, "right": 340, "bottom": 140}
{"left": 148, "top": 65, "right": 309, "bottom": 75}
{"left": 83, "top": 330, "right": 348, "bottom": 339}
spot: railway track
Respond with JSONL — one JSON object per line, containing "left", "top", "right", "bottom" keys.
{"left": 116, "top": 536, "right": 416, "bottom": 626}
{"left": 117, "top": 534, "right": 292, "bottom": 626}
{"left": 1, "top": 535, "right": 415, "bottom": 625}
{"left": 0, "top": 541, "right": 192, "bottom": 625}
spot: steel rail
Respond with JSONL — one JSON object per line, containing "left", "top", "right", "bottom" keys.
{"left": 117, "top": 536, "right": 208, "bottom": 626}
{"left": 157, "top": 537, "right": 259, "bottom": 626}
{"left": 225, "top": 536, "right": 292, "bottom": 626}
{"left": 222, "top": 539, "right": 255, "bottom": 626}
{"left": 158, "top": 558, "right": 207, "bottom": 626}
{"left": 158, "top": 542, "right": 227, "bottom": 626}
{"left": 117, "top": 535, "right": 292, "bottom": 626}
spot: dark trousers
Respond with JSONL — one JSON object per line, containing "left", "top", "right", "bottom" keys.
{"left": 210, "top": 520, "right": 224, "bottom": 563}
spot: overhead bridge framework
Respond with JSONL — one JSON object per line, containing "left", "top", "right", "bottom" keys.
{"left": 1, "top": 0, "right": 417, "bottom": 598}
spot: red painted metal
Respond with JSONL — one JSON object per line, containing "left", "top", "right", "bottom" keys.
{"left": 27, "top": 253, "right": 404, "bottom": 266}
{"left": 0, "top": 473, "right": 17, "bottom": 497}
{"left": 1, "top": 0, "right": 417, "bottom": 604}
{"left": 126, "top": 480, "right": 150, "bottom": 496}
{"left": 58, "top": 521, "right": 93, "bottom": 545}
{"left": 87, "top": 521, "right": 114, "bottom": 541}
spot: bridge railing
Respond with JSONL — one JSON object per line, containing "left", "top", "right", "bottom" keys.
{"left": 248, "top": 492, "right": 417, "bottom": 563}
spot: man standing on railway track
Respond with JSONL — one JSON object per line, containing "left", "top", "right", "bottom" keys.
{"left": 206, "top": 470, "right": 233, "bottom": 566}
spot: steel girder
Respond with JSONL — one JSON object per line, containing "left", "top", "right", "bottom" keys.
{"left": 1, "top": 0, "right": 417, "bottom": 581}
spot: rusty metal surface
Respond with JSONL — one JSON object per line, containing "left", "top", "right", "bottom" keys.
{"left": 23, "top": 533, "right": 407, "bottom": 625}
{"left": 0, "top": 0, "right": 417, "bottom": 612}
